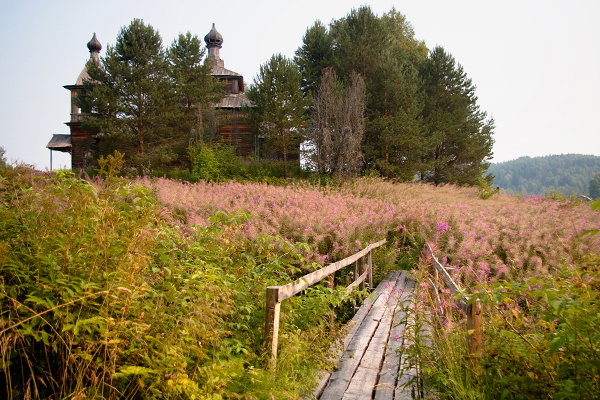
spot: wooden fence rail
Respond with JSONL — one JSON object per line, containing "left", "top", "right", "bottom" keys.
{"left": 425, "top": 244, "right": 483, "bottom": 356}
{"left": 264, "top": 239, "right": 387, "bottom": 366}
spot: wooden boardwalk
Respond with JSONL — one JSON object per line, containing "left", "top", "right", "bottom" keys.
{"left": 311, "top": 270, "right": 423, "bottom": 400}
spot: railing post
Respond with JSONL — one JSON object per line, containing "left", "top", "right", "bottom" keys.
{"left": 358, "top": 256, "right": 365, "bottom": 291}
{"left": 368, "top": 251, "right": 373, "bottom": 290}
{"left": 353, "top": 260, "right": 358, "bottom": 288}
{"left": 328, "top": 274, "right": 335, "bottom": 331}
{"left": 265, "top": 287, "right": 281, "bottom": 368}
{"left": 467, "top": 299, "right": 483, "bottom": 356}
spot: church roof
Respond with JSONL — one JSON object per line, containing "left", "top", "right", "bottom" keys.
{"left": 46, "top": 134, "right": 72, "bottom": 152}
{"left": 211, "top": 65, "right": 242, "bottom": 77}
{"left": 215, "top": 93, "right": 254, "bottom": 109}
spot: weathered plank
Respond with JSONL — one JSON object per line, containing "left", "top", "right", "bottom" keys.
{"left": 319, "top": 272, "right": 400, "bottom": 400}
{"left": 341, "top": 271, "right": 410, "bottom": 399}
{"left": 310, "top": 271, "right": 396, "bottom": 399}
{"left": 344, "top": 269, "right": 369, "bottom": 298}
{"left": 374, "top": 273, "right": 414, "bottom": 400}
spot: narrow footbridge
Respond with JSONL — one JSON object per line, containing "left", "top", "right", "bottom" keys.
{"left": 264, "top": 240, "right": 424, "bottom": 399}
{"left": 314, "top": 270, "right": 417, "bottom": 400}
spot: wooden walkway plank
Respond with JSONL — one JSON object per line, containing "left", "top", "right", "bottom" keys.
{"left": 312, "top": 271, "right": 400, "bottom": 399}
{"left": 374, "top": 274, "right": 414, "bottom": 400}
{"left": 319, "top": 271, "right": 402, "bottom": 400}
{"left": 394, "top": 278, "right": 420, "bottom": 400}
{"left": 322, "top": 271, "right": 410, "bottom": 400}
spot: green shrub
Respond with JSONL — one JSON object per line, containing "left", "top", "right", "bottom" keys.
{"left": 0, "top": 167, "right": 347, "bottom": 398}
{"left": 402, "top": 255, "right": 600, "bottom": 400}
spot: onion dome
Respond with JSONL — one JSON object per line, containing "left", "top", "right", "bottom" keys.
{"left": 87, "top": 33, "right": 102, "bottom": 53}
{"left": 204, "top": 23, "right": 223, "bottom": 48}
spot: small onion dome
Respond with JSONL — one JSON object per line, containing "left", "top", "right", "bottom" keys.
{"left": 204, "top": 23, "right": 223, "bottom": 48}
{"left": 87, "top": 33, "right": 102, "bottom": 52}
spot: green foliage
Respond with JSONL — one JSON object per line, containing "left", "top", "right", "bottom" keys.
{"left": 246, "top": 54, "right": 310, "bottom": 178}
{"left": 590, "top": 172, "right": 600, "bottom": 200}
{"left": 417, "top": 46, "right": 495, "bottom": 185}
{"left": 190, "top": 144, "right": 245, "bottom": 182}
{"left": 402, "top": 254, "right": 600, "bottom": 400}
{"left": 80, "top": 20, "right": 224, "bottom": 173}
{"left": 0, "top": 167, "right": 351, "bottom": 398}
{"left": 477, "top": 169, "right": 499, "bottom": 199}
{"left": 96, "top": 150, "right": 126, "bottom": 178}
{"left": 489, "top": 154, "right": 600, "bottom": 196}
{"left": 294, "top": 20, "right": 334, "bottom": 97}
{"left": 475, "top": 258, "right": 600, "bottom": 398}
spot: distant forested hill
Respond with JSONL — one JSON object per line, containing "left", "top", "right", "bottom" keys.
{"left": 488, "top": 154, "right": 600, "bottom": 196}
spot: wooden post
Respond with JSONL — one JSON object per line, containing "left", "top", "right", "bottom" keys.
{"left": 265, "top": 287, "right": 281, "bottom": 367}
{"left": 328, "top": 274, "right": 335, "bottom": 331}
{"left": 368, "top": 251, "right": 373, "bottom": 290}
{"left": 358, "top": 257, "right": 365, "bottom": 291}
{"left": 353, "top": 260, "right": 358, "bottom": 287}
{"left": 467, "top": 299, "right": 483, "bottom": 356}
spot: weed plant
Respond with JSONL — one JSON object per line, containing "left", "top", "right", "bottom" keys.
{"left": 0, "top": 166, "right": 350, "bottom": 399}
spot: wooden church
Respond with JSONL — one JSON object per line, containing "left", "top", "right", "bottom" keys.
{"left": 47, "top": 25, "right": 255, "bottom": 170}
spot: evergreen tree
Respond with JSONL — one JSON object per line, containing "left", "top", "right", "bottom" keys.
{"left": 294, "top": 21, "right": 334, "bottom": 97}
{"left": 367, "top": 45, "right": 425, "bottom": 179}
{"left": 590, "top": 172, "right": 600, "bottom": 199}
{"left": 246, "top": 54, "right": 309, "bottom": 178}
{"left": 296, "top": 6, "right": 431, "bottom": 179}
{"left": 417, "top": 46, "right": 494, "bottom": 185}
{"left": 81, "top": 19, "right": 180, "bottom": 172}
{"left": 167, "top": 32, "right": 224, "bottom": 167}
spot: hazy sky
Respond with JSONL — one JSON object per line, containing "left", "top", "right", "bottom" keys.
{"left": 0, "top": 0, "right": 598, "bottom": 170}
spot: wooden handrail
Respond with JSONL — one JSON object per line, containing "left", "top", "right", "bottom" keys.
{"left": 425, "top": 244, "right": 482, "bottom": 356}
{"left": 265, "top": 239, "right": 386, "bottom": 366}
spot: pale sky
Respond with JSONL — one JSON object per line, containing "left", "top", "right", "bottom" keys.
{"left": 0, "top": 0, "right": 598, "bottom": 170}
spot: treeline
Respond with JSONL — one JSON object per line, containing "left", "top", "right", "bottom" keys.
{"left": 80, "top": 7, "right": 494, "bottom": 185}
{"left": 80, "top": 20, "right": 224, "bottom": 171}
{"left": 489, "top": 154, "right": 600, "bottom": 196}
{"left": 292, "top": 6, "right": 495, "bottom": 184}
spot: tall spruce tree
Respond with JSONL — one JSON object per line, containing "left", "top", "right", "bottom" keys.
{"left": 417, "top": 46, "right": 494, "bottom": 185}
{"left": 167, "top": 32, "right": 224, "bottom": 167}
{"left": 81, "top": 19, "right": 179, "bottom": 172}
{"left": 294, "top": 21, "right": 334, "bottom": 97}
{"left": 246, "top": 54, "right": 309, "bottom": 178}
{"left": 368, "top": 45, "right": 425, "bottom": 179}
{"left": 296, "top": 6, "right": 432, "bottom": 178}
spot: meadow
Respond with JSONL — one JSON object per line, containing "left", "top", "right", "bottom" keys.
{"left": 1, "top": 167, "right": 598, "bottom": 399}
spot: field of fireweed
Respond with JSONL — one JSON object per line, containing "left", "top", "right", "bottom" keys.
{"left": 144, "top": 177, "right": 600, "bottom": 284}
{"left": 144, "top": 177, "right": 600, "bottom": 399}
{"left": 1, "top": 166, "right": 599, "bottom": 399}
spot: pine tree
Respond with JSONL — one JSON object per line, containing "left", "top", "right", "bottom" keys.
{"left": 167, "top": 32, "right": 224, "bottom": 167}
{"left": 417, "top": 46, "right": 494, "bottom": 185}
{"left": 367, "top": 44, "right": 426, "bottom": 179}
{"left": 246, "top": 54, "right": 309, "bottom": 178}
{"left": 81, "top": 19, "right": 180, "bottom": 172}
{"left": 294, "top": 21, "right": 334, "bottom": 97}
